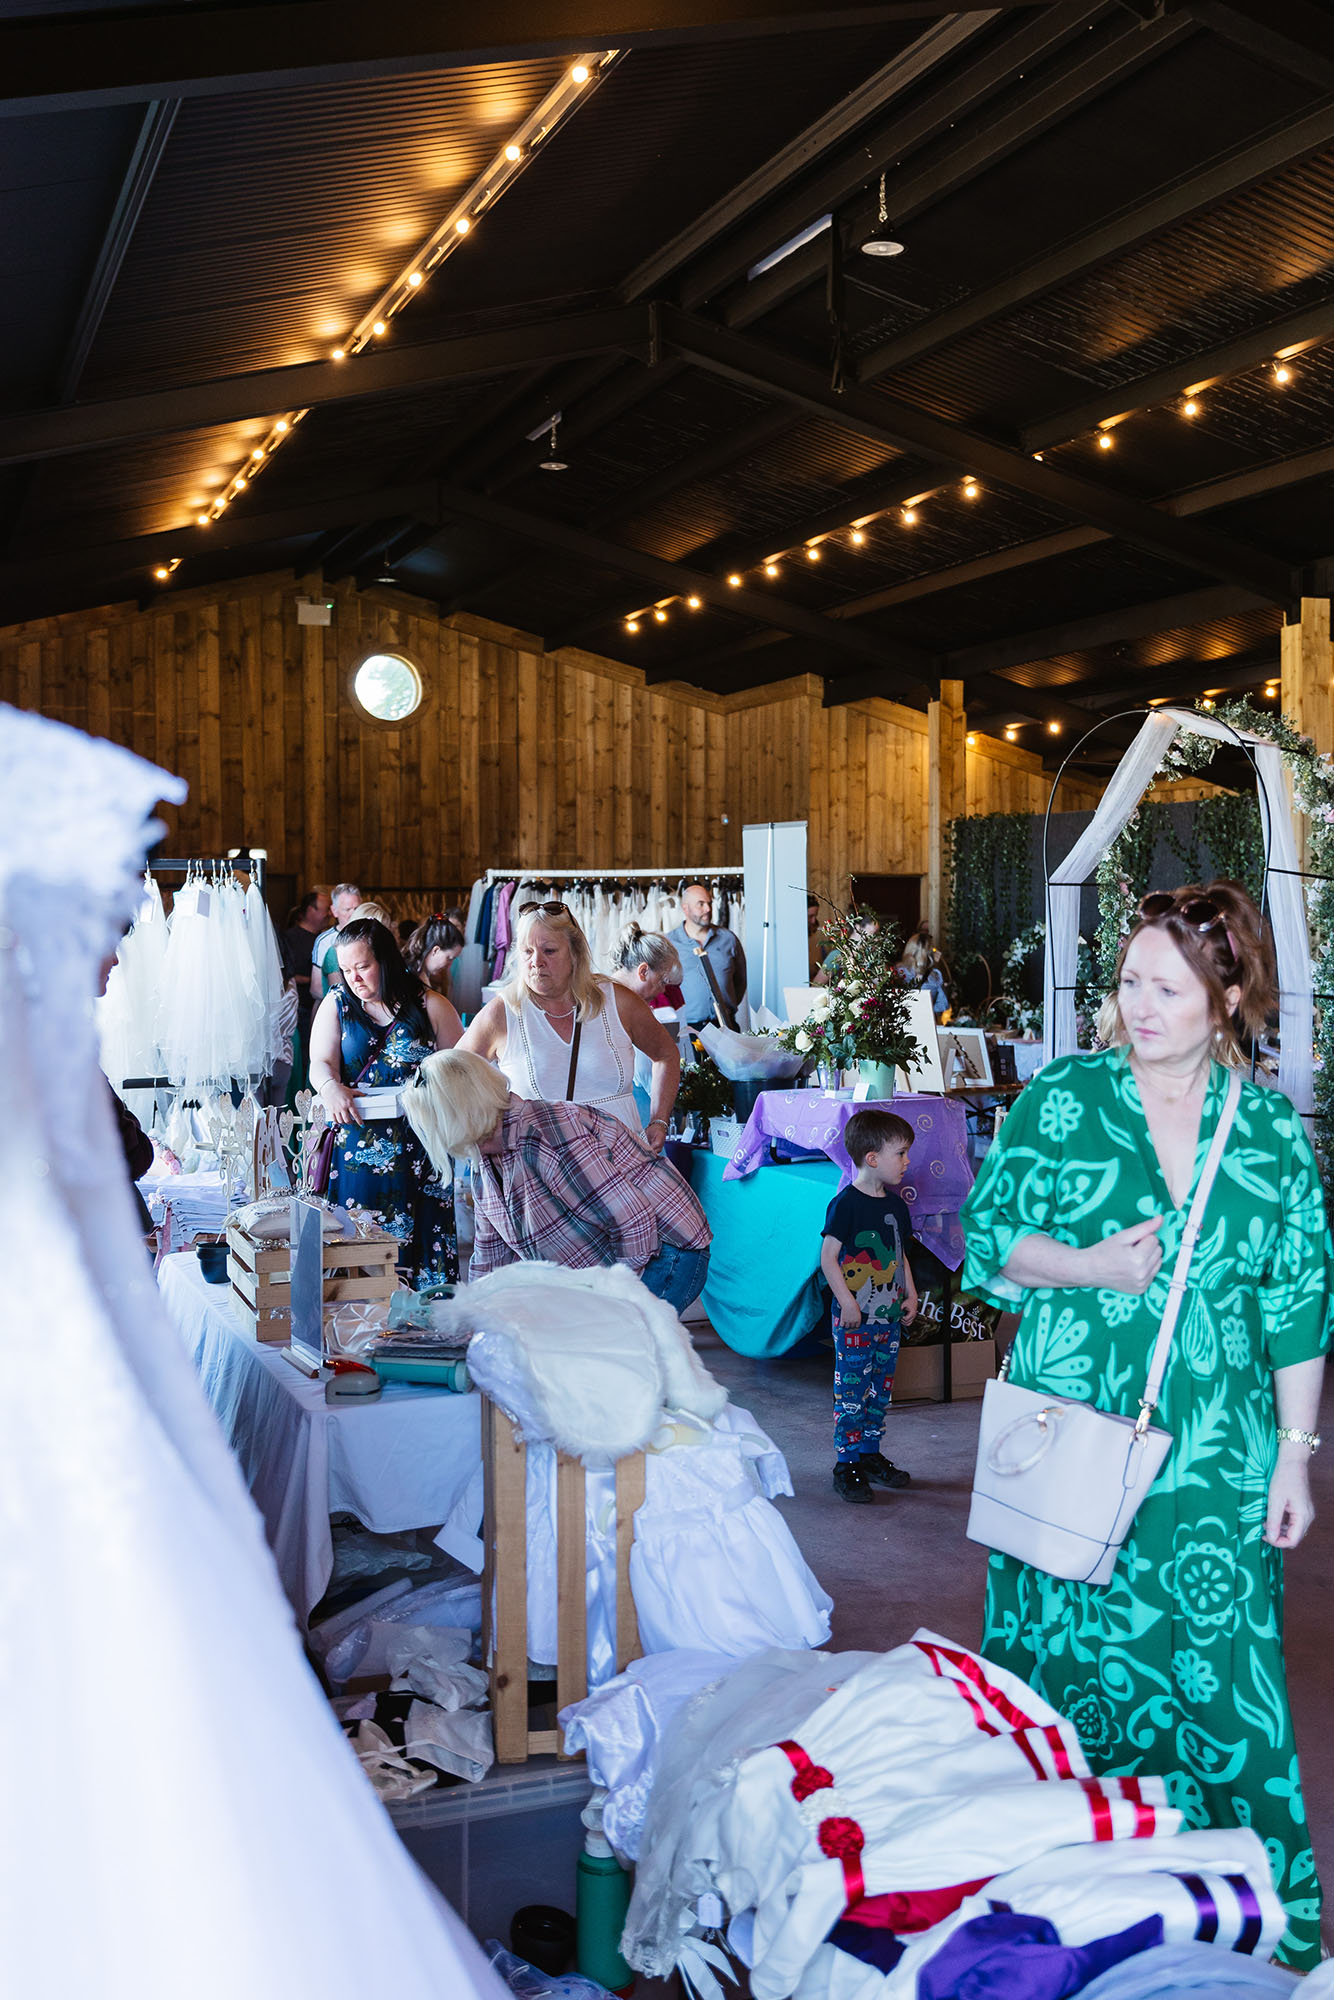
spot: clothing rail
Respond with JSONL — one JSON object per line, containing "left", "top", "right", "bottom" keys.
{"left": 150, "top": 853, "right": 267, "bottom": 889}
{"left": 482, "top": 865, "right": 742, "bottom": 883}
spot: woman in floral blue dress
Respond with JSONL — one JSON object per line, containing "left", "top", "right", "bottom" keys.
{"left": 309, "top": 917, "right": 462, "bottom": 1287}
{"left": 962, "top": 882, "right": 1331, "bottom": 1967}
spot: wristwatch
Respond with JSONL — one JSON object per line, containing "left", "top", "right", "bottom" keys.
{"left": 1275, "top": 1427, "right": 1322, "bottom": 1452}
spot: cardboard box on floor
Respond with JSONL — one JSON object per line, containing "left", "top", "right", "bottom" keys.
{"left": 892, "top": 1337, "right": 996, "bottom": 1402}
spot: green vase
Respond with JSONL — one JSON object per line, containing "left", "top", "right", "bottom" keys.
{"left": 857, "top": 1060, "right": 898, "bottom": 1100}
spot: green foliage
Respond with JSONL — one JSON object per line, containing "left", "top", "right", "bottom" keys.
{"left": 945, "top": 813, "right": 1035, "bottom": 987}
{"left": 674, "top": 1044, "right": 734, "bottom": 1122}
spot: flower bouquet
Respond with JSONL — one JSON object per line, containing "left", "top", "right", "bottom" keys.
{"left": 673, "top": 1041, "right": 735, "bottom": 1141}
{"left": 770, "top": 908, "right": 924, "bottom": 1075}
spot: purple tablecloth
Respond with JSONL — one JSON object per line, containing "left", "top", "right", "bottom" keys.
{"left": 723, "top": 1090, "right": 974, "bottom": 1269}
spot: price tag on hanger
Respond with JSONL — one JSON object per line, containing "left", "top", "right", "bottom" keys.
{"left": 196, "top": 887, "right": 211, "bottom": 918}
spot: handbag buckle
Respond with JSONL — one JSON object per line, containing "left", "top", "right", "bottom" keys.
{"left": 1133, "top": 1401, "right": 1154, "bottom": 1439}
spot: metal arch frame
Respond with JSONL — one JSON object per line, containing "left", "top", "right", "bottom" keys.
{"left": 1038, "top": 705, "right": 1278, "bottom": 1086}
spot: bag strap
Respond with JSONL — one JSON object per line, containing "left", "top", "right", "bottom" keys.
{"left": 1137, "top": 1068, "right": 1242, "bottom": 1431}
{"left": 564, "top": 1019, "right": 583, "bottom": 1100}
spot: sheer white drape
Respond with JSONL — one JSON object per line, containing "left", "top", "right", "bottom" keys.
{"left": 0, "top": 704, "right": 501, "bottom": 2000}
{"left": 1043, "top": 706, "right": 1313, "bottom": 1119}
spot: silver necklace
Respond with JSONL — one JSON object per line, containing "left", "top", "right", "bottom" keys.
{"left": 534, "top": 998, "right": 576, "bottom": 1019}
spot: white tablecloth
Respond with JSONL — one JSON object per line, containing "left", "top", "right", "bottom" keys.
{"left": 158, "top": 1254, "right": 483, "bottom": 1620}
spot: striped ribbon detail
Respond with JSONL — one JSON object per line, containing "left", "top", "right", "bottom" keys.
{"left": 1225, "top": 1874, "right": 1264, "bottom": 1955}
{"left": 1175, "top": 1873, "right": 1220, "bottom": 1944}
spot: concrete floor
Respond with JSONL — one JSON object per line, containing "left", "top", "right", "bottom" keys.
{"left": 696, "top": 1327, "right": 1334, "bottom": 1944}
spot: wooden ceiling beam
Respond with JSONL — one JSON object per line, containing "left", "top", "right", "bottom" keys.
{"left": 1021, "top": 295, "right": 1334, "bottom": 453}
{"left": 0, "top": 3, "right": 991, "bottom": 116}
{"left": 0, "top": 306, "right": 651, "bottom": 469}
{"left": 662, "top": 308, "right": 1298, "bottom": 600}
{"left": 943, "top": 584, "right": 1274, "bottom": 680}
{"left": 724, "top": 5, "right": 1187, "bottom": 326}
{"left": 1191, "top": 1, "right": 1334, "bottom": 94}
{"left": 422, "top": 478, "right": 939, "bottom": 694}
{"left": 853, "top": 100, "right": 1334, "bottom": 387}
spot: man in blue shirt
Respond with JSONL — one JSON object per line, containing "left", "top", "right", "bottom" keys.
{"left": 667, "top": 882, "right": 747, "bottom": 1028}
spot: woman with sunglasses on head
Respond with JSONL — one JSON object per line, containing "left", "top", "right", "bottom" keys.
{"left": 458, "top": 902, "right": 680, "bottom": 1149}
{"left": 961, "top": 880, "right": 1331, "bottom": 1968}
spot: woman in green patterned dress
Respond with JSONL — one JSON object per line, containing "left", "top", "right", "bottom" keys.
{"left": 961, "top": 882, "right": 1330, "bottom": 1968}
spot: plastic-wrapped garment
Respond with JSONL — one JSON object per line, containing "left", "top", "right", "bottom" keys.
{"left": 559, "top": 1651, "right": 749, "bottom": 1860}
{"left": 698, "top": 1022, "right": 804, "bottom": 1083}
{"left": 403, "top": 1700, "right": 494, "bottom": 1782}
{"left": 0, "top": 704, "right": 505, "bottom": 2000}
{"left": 622, "top": 1648, "right": 886, "bottom": 1986}
{"left": 432, "top": 1260, "right": 728, "bottom": 1465}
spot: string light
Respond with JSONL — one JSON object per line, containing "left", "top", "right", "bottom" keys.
{"left": 805, "top": 545, "right": 821, "bottom": 561}
{"left": 850, "top": 528, "right": 865, "bottom": 545}
{"left": 966, "top": 733, "right": 977, "bottom": 747}
{"left": 173, "top": 52, "right": 619, "bottom": 549}
{"left": 625, "top": 618, "right": 640, "bottom": 633}
{"left": 727, "top": 573, "right": 742, "bottom": 587}
{"left": 1182, "top": 398, "right": 1200, "bottom": 418}
{"left": 901, "top": 507, "right": 917, "bottom": 526}
{"left": 1047, "top": 721, "right": 1061, "bottom": 734}
{"left": 686, "top": 595, "right": 702, "bottom": 608}
{"left": 1097, "top": 430, "right": 1114, "bottom": 449}
{"left": 764, "top": 562, "right": 780, "bottom": 577}
{"left": 653, "top": 607, "right": 668, "bottom": 623}
{"left": 962, "top": 478, "right": 979, "bottom": 499}
{"left": 1004, "top": 727, "right": 1018, "bottom": 742}
{"left": 153, "top": 565, "right": 170, "bottom": 581}
{"left": 1274, "top": 362, "right": 1291, "bottom": 385}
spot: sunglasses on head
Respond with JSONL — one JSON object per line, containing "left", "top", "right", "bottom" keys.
{"left": 530, "top": 900, "right": 571, "bottom": 919}
{"left": 1136, "top": 891, "right": 1226, "bottom": 934}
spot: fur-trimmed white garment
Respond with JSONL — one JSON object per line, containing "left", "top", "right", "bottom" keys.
{"left": 431, "top": 1259, "right": 727, "bottom": 1464}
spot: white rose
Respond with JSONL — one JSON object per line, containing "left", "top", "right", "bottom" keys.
{"left": 810, "top": 991, "right": 832, "bottom": 1016}
{"left": 845, "top": 980, "right": 861, "bottom": 996}
{"left": 794, "top": 1029, "right": 812, "bottom": 1053}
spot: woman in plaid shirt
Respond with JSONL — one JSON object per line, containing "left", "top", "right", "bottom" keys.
{"left": 404, "top": 1049, "right": 711, "bottom": 1311}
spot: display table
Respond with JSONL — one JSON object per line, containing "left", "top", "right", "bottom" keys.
{"left": 158, "top": 1253, "right": 482, "bottom": 1620}
{"left": 688, "top": 1149, "right": 839, "bottom": 1358}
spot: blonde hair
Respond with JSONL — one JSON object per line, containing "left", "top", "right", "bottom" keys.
{"left": 501, "top": 903, "right": 606, "bottom": 1019}
{"left": 402, "top": 1049, "right": 511, "bottom": 1165}
{"left": 610, "top": 922, "right": 682, "bottom": 986}
{"left": 1097, "top": 879, "right": 1275, "bottom": 1066}
{"left": 345, "top": 900, "right": 394, "bottom": 928}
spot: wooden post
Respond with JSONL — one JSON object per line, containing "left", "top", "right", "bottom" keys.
{"left": 555, "top": 1452, "right": 588, "bottom": 1755}
{"left": 614, "top": 1453, "right": 646, "bottom": 1671}
{"left": 927, "top": 678, "right": 967, "bottom": 940}
{"left": 1280, "top": 597, "right": 1333, "bottom": 881}
{"left": 482, "top": 1401, "right": 530, "bottom": 1765}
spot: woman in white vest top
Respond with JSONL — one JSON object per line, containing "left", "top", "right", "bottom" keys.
{"left": 459, "top": 902, "right": 680, "bottom": 1147}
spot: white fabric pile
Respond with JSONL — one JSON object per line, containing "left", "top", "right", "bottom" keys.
{"left": 597, "top": 1631, "right": 1284, "bottom": 2000}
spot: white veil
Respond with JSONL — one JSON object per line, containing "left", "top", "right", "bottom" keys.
{"left": 0, "top": 704, "right": 501, "bottom": 2000}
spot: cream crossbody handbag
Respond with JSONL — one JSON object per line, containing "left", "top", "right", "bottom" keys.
{"left": 967, "top": 1070, "right": 1240, "bottom": 1588}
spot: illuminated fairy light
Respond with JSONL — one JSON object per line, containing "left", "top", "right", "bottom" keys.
{"left": 686, "top": 595, "right": 702, "bottom": 609}
{"left": 805, "top": 545, "right": 821, "bottom": 561}
{"left": 1274, "top": 362, "right": 1292, "bottom": 385}
{"left": 1047, "top": 720, "right": 1061, "bottom": 734}
{"left": 625, "top": 618, "right": 640, "bottom": 634}
{"left": 901, "top": 507, "right": 917, "bottom": 526}
{"left": 1182, "top": 398, "right": 1201, "bottom": 418}
{"left": 764, "top": 562, "right": 780, "bottom": 577}
{"left": 653, "top": 607, "right": 668, "bottom": 623}
{"left": 1004, "top": 727, "right": 1018, "bottom": 742}
{"left": 966, "top": 732, "right": 977, "bottom": 747}
{"left": 962, "top": 478, "right": 979, "bottom": 499}
{"left": 180, "top": 51, "right": 621, "bottom": 538}
{"left": 850, "top": 528, "right": 866, "bottom": 545}
{"left": 1097, "top": 431, "right": 1114, "bottom": 449}
{"left": 727, "top": 573, "right": 742, "bottom": 587}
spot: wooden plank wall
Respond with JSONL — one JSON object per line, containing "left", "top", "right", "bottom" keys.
{"left": 0, "top": 569, "right": 1103, "bottom": 903}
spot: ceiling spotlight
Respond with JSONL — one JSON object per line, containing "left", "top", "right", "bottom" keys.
{"left": 901, "top": 507, "right": 917, "bottom": 526}
{"left": 653, "top": 608, "right": 668, "bottom": 623}
{"left": 332, "top": 347, "right": 346, "bottom": 361}
{"left": 407, "top": 271, "right": 423, "bottom": 288}
{"left": 860, "top": 171, "right": 905, "bottom": 258}
{"left": 850, "top": 528, "right": 866, "bottom": 545}
{"left": 539, "top": 414, "right": 568, "bottom": 472}
{"left": 1097, "top": 431, "right": 1114, "bottom": 449}
{"left": 153, "top": 565, "right": 170, "bottom": 581}
{"left": 1182, "top": 398, "right": 1200, "bottom": 418}
{"left": 687, "top": 595, "right": 702, "bottom": 609}
{"left": 625, "top": 619, "right": 640, "bottom": 634}
{"left": 1047, "top": 720, "right": 1061, "bottom": 734}
{"left": 1274, "top": 362, "right": 1291, "bottom": 385}
{"left": 962, "top": 479, "right": 979, "bottom": 499}
{"left": 764, "top": 562, "right": 780, "bottom": 577}
{"left": 805, "top": 545, "right": 821, "bottom": 561}
{"left": 505, "top": 143, "right": 522, "bottom": 162}
{"left": 727, "top": 573, "right": 742, "bottom": 587}
{"left": 571, "top": 63, "right": 590, "bottom": 83}
{"left": 372, "top": 320, "right": 387, "bottom": 337}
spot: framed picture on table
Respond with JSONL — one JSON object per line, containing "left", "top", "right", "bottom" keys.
{"left": 937, "top": 1026, "right": 993, "bottom": 1088}
{"left": 895, "top": 991, "right": 946, "bottom": 1093}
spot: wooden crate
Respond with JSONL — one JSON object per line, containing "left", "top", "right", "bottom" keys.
{"left": 482, "top": 1399, "right": 645, "bottom": 1764}
{"left": 225, "top": 1221, "right": 399, "bottom": 1344}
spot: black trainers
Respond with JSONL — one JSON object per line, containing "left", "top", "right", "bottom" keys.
{"left": 859, "top": 1451, "right": 911, "bottom": 1489}
{"left": 833, "top": 1461, "right": 874, "bottom": 1504}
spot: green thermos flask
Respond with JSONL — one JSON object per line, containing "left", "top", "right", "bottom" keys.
{"left": 575, "top": 1827, "right": 633, "bottom": 1994}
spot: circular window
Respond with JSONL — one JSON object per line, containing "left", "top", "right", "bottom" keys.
{"left": 352, "top": 652, "right": 422, "bottom": 721}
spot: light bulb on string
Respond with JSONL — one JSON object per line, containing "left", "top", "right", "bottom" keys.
{"left": 625, "top": 619, "right": 640, "bottom": 634}
{"left": 1004, "top": 727, "right": 1017, "bottom": 742}
{"left": 805, "top": 545, "right": 821, "bottom": 561}
{"left": 764, "top": 562, "right": 780, "bottom": 577}
{"left": 901, "top": 507, "right": 917, "bottom": 526}
{"left": 372, "top": 320, "right": 387, "bottom": 337}
{"left": 153, "top": 565, "right": 170, "bottom": 581}
{"left": 505, "top": 144, "right": 522, "bottom": 162}
{"left": 196, "top": 513, "right": 209, "bottom": 527}
{"left": 332, "top": 348, "right": 346, "bottom": 361}
{"left": 1274, "top": 362, "right": 1291, "bottom": 385}
{"left": 1182, "top": 398, "right": 1200, "bottom": 418}
{"left": 571, "top": 64, "right": 590, "bottom": 82}
{"left": 850, "top": 528, "right": 865, "bottom": 545}
{"left": 686, "top": 595, "right": 702, "bottom": 609}
{"left": 1097, "top": 431, "right": 1114, "bottom": 450}
{"left": 727, "top": 573, "right": 742, "bottom": 587}
{"left": 962, "top": 478, "right": 979, "bottom": 499}
{"left": 1047, "top": 720, "right": 1061, "bottom": 734}
{"left": 275, "top": 420, "right": 288, "bottom": 434}
{"left": 653, "top": 608, "right": 668, "bottom": 624}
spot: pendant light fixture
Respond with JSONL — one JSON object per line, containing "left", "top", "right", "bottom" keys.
{"left": 860, "top": 173, "right": 905, "bottom": 258}
{"left": 540, "top": 414, "right": 568, "bottom": 472}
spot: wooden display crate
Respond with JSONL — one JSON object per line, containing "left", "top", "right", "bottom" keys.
{"left": 892, "top": 1336, "right": 996, "bottom": 1404}
{"left": 226, "top": 1221, "right": 399, "bottom": 1344}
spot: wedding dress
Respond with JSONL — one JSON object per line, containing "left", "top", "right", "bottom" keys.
{"left": 0, "top": 703, "right": 502, "bottom": 2000}
{"left": 99, "top": 872, "right": 169, "bottom": 1124}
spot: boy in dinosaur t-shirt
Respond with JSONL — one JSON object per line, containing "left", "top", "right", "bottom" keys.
{"left": 819, "top": 1108, "right": 918, "bottom": 1504}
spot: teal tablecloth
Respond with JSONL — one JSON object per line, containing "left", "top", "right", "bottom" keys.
{"left": 688, "top": 1148, "right": 838, "bottom": 1358}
